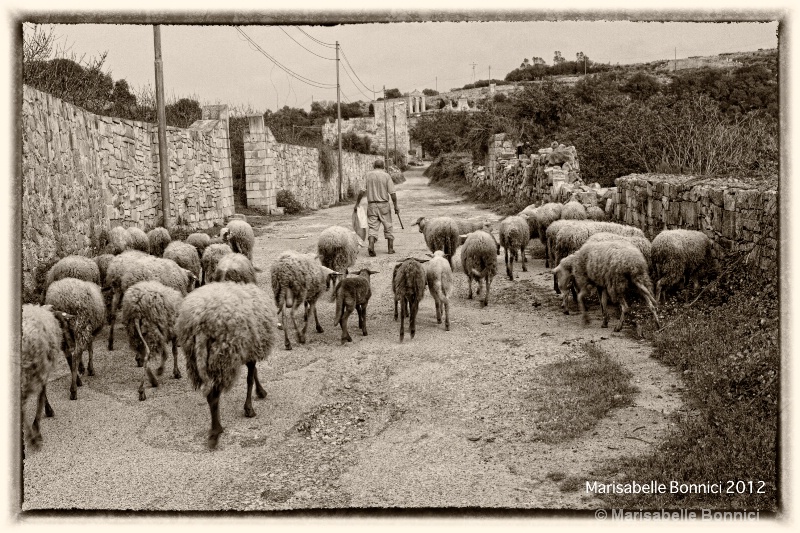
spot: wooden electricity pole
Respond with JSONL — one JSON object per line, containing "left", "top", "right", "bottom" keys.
{"left": 392, "top": 111, "right": 397, "bottom": 167}
{"left": 153, "top": 25, "right": 170, "bottom": 228}
{"left": 336, "top": 41, "right": 343, "bottom": 202}
{"left": 383, "top": 86, "right": 389, "bottom": 169}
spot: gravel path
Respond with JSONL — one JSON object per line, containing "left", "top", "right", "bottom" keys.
{"left": 21, "top": 167, "right": 682, "bottom": 511}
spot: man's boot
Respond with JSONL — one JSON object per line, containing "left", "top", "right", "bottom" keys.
{"left": 387, "top": 237, "right": 395, "bottom": 254}
{"left": 368, "top": 236, "right": 377, "bottom": 257}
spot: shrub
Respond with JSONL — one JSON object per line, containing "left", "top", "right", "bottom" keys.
{"left": 423, "top": 152, "right": 472, "bottom": 184}
{"left": 276, "top": 189, "right": 304, "bottom": 214}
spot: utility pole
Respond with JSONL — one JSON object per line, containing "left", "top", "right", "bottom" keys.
{"left": 335, "top": 41, "right": 343, "bottom": 202}
{"left": 674, "top": 47, "right": 677, "bottom": 72}
{"left": 470, "top": 62, "right": 477, "bottom": 83}
{"left": 153, "top": 25, "right": 170, "bottom": 228}
{"left": 489, "top": 65, "right": 491, "bottom": 81}
{"left": 392, "top": 110, "right": 397, "bottom": 167}
{"left": 584, "top": 56, "right": 587, "bottom": 75}
{"left": 435, "top": 76, "right": 437, "bottom": 92}
{"left": 383, "top": 86, "right": 389, "bottom": 170}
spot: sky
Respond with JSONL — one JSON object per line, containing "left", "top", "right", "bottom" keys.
{"left": 24, "top": 17, "right": 779, "bottom": 115}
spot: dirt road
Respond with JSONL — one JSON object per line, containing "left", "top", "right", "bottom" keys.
{"left": 22, "top": 167, "right": 682, "bottom": 511}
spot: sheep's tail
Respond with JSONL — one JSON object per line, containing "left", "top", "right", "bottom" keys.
{"left": 470, "top": 263, "right": 492, "bottom": 280}
{"left": 283, "top": 287, "right": 294, "bottom": 309}
{"left": 633, "top": 277, "right": 661, "bottom": 327}
{"left": 333, "top": 284, "right": 345, "bottom": 325}
{"left": 134, "top": 318, "right": 150, "bottom": 360}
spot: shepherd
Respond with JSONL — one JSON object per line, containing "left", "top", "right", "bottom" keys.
{"left": 353, "top": 160, "right": 400, "bottom": 257}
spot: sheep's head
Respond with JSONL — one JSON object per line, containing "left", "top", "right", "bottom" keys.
{"left": 220, "top": 228, "right": 230, "bottom": 242}
{"left": 411, "top": 216, "right": 427, "bottom": 233}
{"left": 552, "top": 255, "right": 575, "bottom": 292}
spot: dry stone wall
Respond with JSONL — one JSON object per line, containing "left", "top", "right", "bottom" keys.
{"left": 22, "top": 85, "right": 234, "bottom": 301}
{"left": 245, "top": 115, "right": 382, "bottom": 211}
{"left": 459, "top": 138, "right": 777, "bottom": 272}
{"left": 322, "top": 100, "right": 410, "bottom": 160}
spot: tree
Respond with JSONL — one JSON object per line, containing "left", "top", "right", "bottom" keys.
{"left": 621, "top": 71, "right": 662, "bottom": 101}
{"left": 107, "top": 79, "right": 137, "bottom": 119}
{"left": 422, "top": 88, "right": 439, "bottom": 96}
{"left": 385, "top": 88, "right": 402, "bottom": 99}
{"left": 553, "top": 51, "right": 565, "bottom": 65}
{"left": 532, "top": 56, "right": 546, "bottom": 66}
{"left": 166, "top": 98, "right": 202, "bottom": 129}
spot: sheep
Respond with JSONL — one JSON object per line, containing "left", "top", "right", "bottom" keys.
{"left": 412, "top": 216, "right": 460, "bottom": 268}
{"left": 105, "top": 250, "right": 149, "bottom": 349}
{"left": 333, "top": 268, "right": 377, "bottom": 345}
{"left": 424, "top": 250, "right": 452, "bottom": 331}
{"left": 201, "top": 243, "right": 233, "bottom": 285}
{"left": 585, "top": 231, "right": 652, "bottom": 268}
{"left": 586, "top": 205, "right": 607, "bottom": 221}
{"left": 220, "top": 219, "right": 255, "bottom": 261}
{"left": 121, "top": 280, "right": 183, "bottom": 401}
{"left": 573, "top": 241, "right": 661, "bottom": 332}
{"left": 147, "top": 227, "right": 171, "bottom": 257}
{"left": 532, "top": 202, "right": 563, "bottom": 265}
{"left": 44, "top": 255, "right": 101, "bottom": 292}
{"left": 651, "top": 229, "right": 718, "bottom": 303}
{"left": 21, "top": 304, "right": 72, "bottom": 449}
{"left": 126, "top": 227, "right": 151, "bottom": 254}
{"left": 93, "top": 254, "right": 115, "bottom": 288}
{"left": 317, "top": 225, "right": 360, "bottom": 275}
{"left": 499, "top": 215, "right": 531, "bottom": 280}
{"left": 211, "top": 253, "right": 257, "bottom": 284}
{"left": 454, "top": 218, "right": 491, "bottom": 235}
{"left": 392, "top": 258, "right": 427, "bottom": 342}
{"left": 107, "top": 226, "right": 130, "bottom": 254}
{"left": 561, "top": 200, "right": 588, "bottom": 220}
{"left": 518, "top": 205, "right": 539, "bottom": 239}
{"left": 186, "top": 232, "right": 211, "bottom": 261}
{"left": 176, "top": 282, "right": 276, "bottom": 449}
{"left": 270, "top": 251, "right": 338, "bottom": 350}
{"left": 460, "top": 230, "right": 498, "bottom": 307}
{"left": 545, "top": 219, "right": 588, "bottom": 288}
{"left": 163, "top": 241, "right": 203, "bottom": 283}
{"left": 44, "top": 278, "right": 106, "bottom": 400}
{"left": 111, "top": 256, "right": 197, "bottom": 359}
{"left": 552, "top": 253, "right": 579, "bottom": 314}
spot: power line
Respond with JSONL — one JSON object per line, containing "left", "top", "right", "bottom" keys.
{"left": 294, "top": 26, "right": 336, "bottom": 48}
{"left": 339, "top": 47, "right": 377, "bottom": 97}
{"left": 235, "top": 27, "right": 336, "bottom": 89}
{"left": 278, "top": 26, "right": 336, "bottom": 61}
{"left": 340, "top": 62, "right": 373, "bottom": 101}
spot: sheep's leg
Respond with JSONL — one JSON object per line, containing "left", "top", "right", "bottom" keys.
{"left": 291, "top": 299, "right": 305, "bottom": 345}
{"left": 30, "top": 386, "right": 47, "bottom": 448}
{"left": 244, "top": 361, "right": 257, "bottom": 418}
{"left": 578, "top": 288, "right": 590, "bottom": 325}
{"left": 171, "top": 339, "right": 181, "bottom": 379}
{"left": 600, "top": 290, "right": 610, "bottom": 328}
{"left": 108, "top": 291, "right": 120, "bottom": 351}
{"left": 562, "top": 290, "right": 571, "bottom": 314}
{"left": 399, "top": 298, "right": 406, "bottom": 343}
{"left": 434, "top": 295, "right": 442, "bottom": 324}
{"left": 86, "top": 336, "right": 95, "bottom": 376}
{"left": 443, "top": 295, "right": 450, "bottom": 331}
{"left": 544, "top": 240, "right": 550, "bottom": 268}
{"left": 521, "top": 247, "right": 528, "bottom": 272}
{"left": 43, "top": 387, "right": 54, "bottom": 417}
{"left": 282, "top": 308, "right": 292, "bottom": 350}
{"left": 410, "top": 298, "right": 419, "bottom": 339}
{"left": 482, "top": 275, "right": 491, "bottom": 307}
{"left": 312, "top": 303, "right": 324, "bottom": 333}
{"left": 68, "top": 343, "right": 79, "bottom": 401}
{"left": 394, "top": 296, "right": 398, "bottom": 320}
{"left": 654, "top": 278, "right": 664, "bottom": 303}
{"left": 206, "top": 384, "right": 223, "bottom": 449}
{"left": 467, "top": 275, "right": 473, "bottom": 300}
{"left": 615, "top": 295, "right": 629, "bottom": 333}
{"left": 571, "top": 281, "right": 578, "bottom": 303}
{"left": 360, "top": 304, "right": 368, "bottom": 336}
{"left": 504, "top": 247, "right": 511, "bottom": 280}
{"left": 299, "top": 299, "right": 311, "bottom": 343}
{"left": 253, "top": 365, "right": 267, "bottom": 399}
{"left": 340, "top": 305, "right": 354, "bottom": 344}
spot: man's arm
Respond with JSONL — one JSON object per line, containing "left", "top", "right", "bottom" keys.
{"left": 391, "top": 192, "right": 399, "bottom": 215}
{"left": 354, "top": 190, "right": 365, "bottom": 211}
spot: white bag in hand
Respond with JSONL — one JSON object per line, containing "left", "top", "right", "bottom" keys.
{"left": 352, "top": 205, "right": 368, "bottom": 245}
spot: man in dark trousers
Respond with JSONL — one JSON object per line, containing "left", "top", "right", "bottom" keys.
{"left": 353, "top": 159, "right": 399, "bottom": 256}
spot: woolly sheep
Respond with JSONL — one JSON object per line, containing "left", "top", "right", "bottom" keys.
{"left": 454, "top": 218, "right": 492, "bottom": 235}
{"left": 221, "top": 219, "right": 255, "bottom": 261}
{"left": 21, "top": 304, "right": 71, "bottom": 448}
{"left": 111, "top": 256, "right": 197, "bottom": 357}
{"left": 93, "top": 254, "right": 115, "bottom": 288}
{"left": 573, "top": 241, "right": 660, "bottom": 332}
{"left": 317, "top": 226, "right": 360, "bottom": 275}
{"left": 545, "top": 219, "right": 588, "bottom": 287}
{"left": 586, "top": 205, "right": 607, "bottom": 221}
{"left": 270, "top": 251, "right": 338, "bottom": 350}
{"left": 532, "top": 202, "right": 563, "bottom": 265}
{"left": 44, "top": 278, "right": 106, "bottom": 400}
{"left": 333, "top": 268, "right": 377, "bottom": 345}
{"left": 413, "top": 216, "right": 460, "bottom": 268}
{"left": 518, "top": 205, "right": 539, "bottom": 239}
{"left": 201, "top": 243, "right": 233, "bottom": 285}
{"left": 460, "top": 230, "right": 498, "bottom": 307}
{"left": 392, "top": 258, "right": 427, "bottom": 342}
{"left": 651, "top": 229, "right": 718, "bottom": 303}
{"left": 561, "top": 201, "right": 588, "bottom": 220}
{"left": 147, "top": 227, "right": 171, "bottom": 257}
{"left": 121, "top": 280, "right": 183, "bottom": 401}
{"left": 585, "top": 231, "right": 653, "bottom": 268}
{"left": 163, "top": 241, "right": 202, "bottom": 282}
{"left": 212, "top": 253, "right": 257, "bottom": 284}
{"left": 499, "top": 215, "right": 530, "bottom": 280}
{"left": 186, "top": 232, "right": 211, "bottom": 261}
{"left": 126, "top": 227, "right": 151, "bottom": 254}
{"left": 552, "top": 253, "right": 579, "bottom": 314}
{"left": 45, "top": 255, "right": 101, "bottom": 292}
{"left": 424, "top": 250, "right": 453, "bottom": 331}
{"left": 176, "top": 282, "right": 277, "bottom": 449}
{"left": 105, "top": 250, "right": 149, "bottom": 349}
{"left": 107, "top": 226, "right": 130, "bottom": 254}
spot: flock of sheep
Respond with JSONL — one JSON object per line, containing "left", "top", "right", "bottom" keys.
{"left": 21, "top": 199, "right": 718, "bottom": 451}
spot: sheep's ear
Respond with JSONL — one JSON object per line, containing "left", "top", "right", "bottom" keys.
{"left": 425, "top": 253, "right": 433, "bottom": 258}
{"left": 367, "top": 270, "right": 379, "bottom": 275}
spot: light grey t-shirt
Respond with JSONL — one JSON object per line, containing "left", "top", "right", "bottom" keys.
{"left": 361, "top": 169, "right": 396, "bottom": 202}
